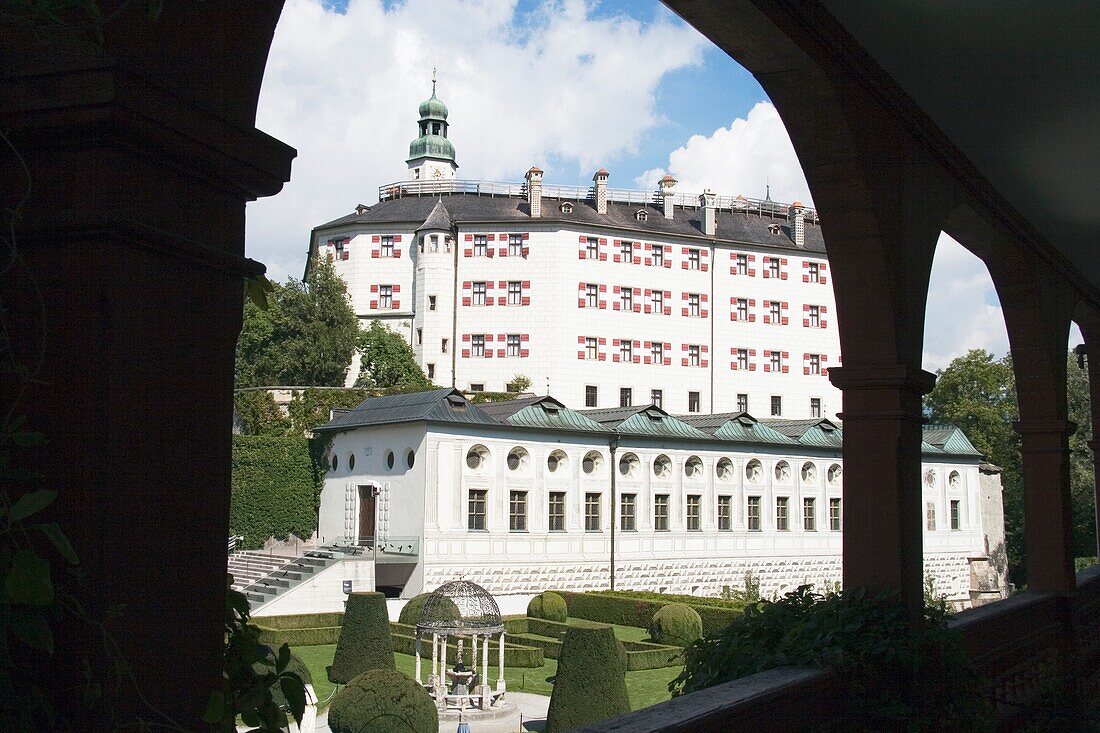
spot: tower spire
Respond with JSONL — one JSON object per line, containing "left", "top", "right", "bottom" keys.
{"left": 432, "top": 67, "right": 437, "bottom": 97}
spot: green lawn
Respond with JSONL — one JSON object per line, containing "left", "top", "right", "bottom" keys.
{"left": 294, "top": 623, "right": 681, "bottom": 712}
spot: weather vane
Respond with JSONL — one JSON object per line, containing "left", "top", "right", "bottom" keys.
{"left": 432, "top": 66, "right": 437, "bottom": 95}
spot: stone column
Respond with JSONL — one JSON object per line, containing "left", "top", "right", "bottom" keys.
{"left": 1015, "top": 419, "right": 1077, "bottom": 592}
{"left": 414, "top": 634, "right": 422, "bottom": 684}
{"left": 0, "top": 7, "right": 294, "bottom": 726}
{"left": 481, "top": 632, "right": 491, "bottom": 706}
{"left": 829, "top": 365, "right": 936, "bottom": 616}
{"left": 496, "top": 631, "right": 506, "bottom": 692}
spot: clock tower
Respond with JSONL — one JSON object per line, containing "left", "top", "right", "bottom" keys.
{"left": 407, "top": 71, "right": 458, "bottom": 182}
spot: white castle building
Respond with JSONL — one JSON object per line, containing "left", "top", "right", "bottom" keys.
{"left": 309, "top": 84, "right": 841, "bottom": 418}
{"left": 313, "top": 389, "right": 1007, "bottom": 608}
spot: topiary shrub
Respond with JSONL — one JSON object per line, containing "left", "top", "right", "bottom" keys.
{"left": 328, "top": 592, "right": 394, "bottom": 684}
{"left": 648, "top": 603, "right": 702, "bottom": 647}
{"left": 269, "top": 653, "right": 312, "bottom": 710}
{"left": 528, "top": 591, "right": 568, "bottom": 622}
{"left": 398, "top": 592, "right": 461, "bottom": 627}
{"left": 327, "top": 668, "right": 437, "bottom": 733}
{"left": 545, "top": 626, "right": 630, "bottom": 733}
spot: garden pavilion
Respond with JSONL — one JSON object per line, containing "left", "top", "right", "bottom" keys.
{"left": 416, "top": 580, "right": 507, "bottom": 711}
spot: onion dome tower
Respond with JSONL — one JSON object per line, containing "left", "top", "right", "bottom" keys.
{"left": 407, "top": 69, "right": 458, "bottom": 181}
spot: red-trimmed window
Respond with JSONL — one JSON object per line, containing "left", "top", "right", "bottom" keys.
{"left": 473, "top": 235, "right": 488, "bottom": 257}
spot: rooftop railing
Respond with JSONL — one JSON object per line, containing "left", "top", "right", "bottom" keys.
{"left": 377, "top": 179, "right": 819, "bottom": 223}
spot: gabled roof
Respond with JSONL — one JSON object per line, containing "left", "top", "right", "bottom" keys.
{"left": 417, "top": 199, "right": 452, "bottom": 231}
{"left": 582, "top": 405, "right": 711, "bottom": 440}
{"left": 922, "top": 425, "right": 983, "bottom": 457}
{"left": 762, "top": 418, "right": 844, "bottom": 448}
{"left": 678, "top": 412, "right": 796, "bottom": 444}
{"left": 501, "top": 397, "right": 610, "bottom": 433}
{"left": 315, "top": 388, "right": 497, "bottom": 432}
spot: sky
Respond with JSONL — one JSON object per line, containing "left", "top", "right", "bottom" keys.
{"left": 246, "top": 0, "right": 1079, "bottom": 372}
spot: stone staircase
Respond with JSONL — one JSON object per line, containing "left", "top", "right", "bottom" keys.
{"left": 228, "top": 549, "right": 340, "bottom": 607}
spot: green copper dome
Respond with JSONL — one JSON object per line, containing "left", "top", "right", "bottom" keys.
{"left": 418, "top": 92, "right": 448, "bottom": 121}
{"left": 408, "top": 134, "right": 456, "bottom": 162}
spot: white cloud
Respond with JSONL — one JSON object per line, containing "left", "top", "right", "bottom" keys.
{"left": 247, "top": 0, "right": 706, "bottom": 280}
{"left": 634, "top": 102, "right": 812, "bottom": 204}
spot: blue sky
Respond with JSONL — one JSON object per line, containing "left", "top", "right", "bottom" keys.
{"left": 247, "top": 0, "right": 1073, "bottom": 368}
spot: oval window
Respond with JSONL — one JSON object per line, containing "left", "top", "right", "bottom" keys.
{"left": 653, "top": 454, "right": 672, "bottom": 478}
{"left": 745, "top": 459, "right": 762, "bottom": 483}
{"left": 348, "top": 453, "right": 355, "bottom": 471}
{"left": 685, "top": 455, "right": 702, "bottom": 479}
{"left": 582, "top": 450, "right": 602, "bottom": 474}
{"left": 547, "top": 450, "right": 567, "bottom": 473}
{"left": 827, "top": 463, "right": 842, "bottom": 485}
{"left": 507, "top": 447, "right": 529, "bottom": 471}
{"left": 618, "top": 452, "right": 639, "bottom": 478}
{"left": 775, "top": 461, "right": 791, "bottom": 482}
{"left": 331, "top": 454, "right": 338, "bottom": 472}
{"left": 386, "top": 450, "right": 395, "bottom": 470}
{"left": 716, "top": 457, "right": 734, "bottom": 481}
{"left": 466, "top": 445, "right": 488, "bottom": 471}
{"left": 406, "top": 449, "right": 415, "bottom": 469}
{"left": 801, "top": 462, "right": 817, "bottom": 482}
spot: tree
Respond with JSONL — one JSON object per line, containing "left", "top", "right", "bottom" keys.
{"left": 355, "top": 321, "right": 433, "bottom": 390}
{"left": 236, "top": 255, "right": 359, "bottom": 387}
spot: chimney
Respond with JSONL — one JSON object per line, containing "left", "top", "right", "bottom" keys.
{"left": 789, "top": 200, "right": 805, "bottom": 247}
{"left": 659, "top": 174, "right": 677, "bottom": 219}
{"left": 700, "top": 189, "right": 716, "bottom": 236}
{"left": 593, "top": 168, "right": 609, "bottom": 214}
{"left": 525, "top": 166, "right": 543, "bottom": 218}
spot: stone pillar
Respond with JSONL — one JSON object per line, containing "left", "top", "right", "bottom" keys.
{"left": 415, "top": 634, "right": 422, "bottom": 684}
{"left": 1014, "top": 419, "right": 1077, "bottom": 592}
{"left": 0, "top": 6, "right": 294, "bottom": 727}
{"left": 481, "top": 632, "right": 490, "bottom": 705}
{"left": 829, "top": 365, "right": 936, "bottom": 615}
{"left": 496, "top": 631, "right": 506, "bottom": 692}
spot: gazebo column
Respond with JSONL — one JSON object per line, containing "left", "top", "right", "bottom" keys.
{"left": 414, "top": 634, "right": 422, "bottom": 684}
{"left": 496, "top": 631, "right": 506, "bottom": 692}
{"left": 481, "top": 633, "right": 491, "bottom": 707}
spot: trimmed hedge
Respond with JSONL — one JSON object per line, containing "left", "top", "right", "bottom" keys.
{"left": 649, "top": 603, "right": 703, "bottom": 647}
{"left": 528, "top": 591, "right": 568, "bottom": 622}
{"left": 545, "top": 626, "right": 630, "bottom": 733}
{"left": 599, "top": 589, "right": 751, "bottom": 611}
{"left": 507, "top": 617, "right": 680, "bottom": 670}
{"left": 257, "top": 624, "right": 341, "bottom": 648}
{"left": 555, "top": 590, "right": 741, "bottom": 637}
{"left": 390, "top": 623, "right": 544, "bottom": 668}
{"left": 328, "top": 668, "right": 437, "bottom": 733}
{"left": 329, "top": 593, "right": 394, "bottom": 683}
{"left": 254, "top": 612, "right": 343, "bottom": 630}
{"left": 398, "top": 592, "right": 461, "bottom": 627}
{"left": 231, "top": 435, "right": 322, "bottom": 549}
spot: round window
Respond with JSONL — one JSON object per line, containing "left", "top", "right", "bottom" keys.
{"left": 801, "top": 462, "right": 817, "bottom": 482}
{"left": 653, "top": 454, "right": 671, "bottom": 478}
{"left": 507, "top": 447, "right": 529, "bottom": 471}
{"left": 348, "top": 453, "right": 355, "bottom": 471}
{"left": 386, "top": 450, "right": 395, "bottom": 470}
{"left": 406, "top": 449, "right": 415, "bottom": 469}
{"left": 827, "top": 463, "right": 842, "bottom": 485}
{"left": 745, "top": 459, "right": 762, "bottom": 483}
{"left": 716, "top": 457, "right": 734, "bottom": 481}
{"left": 618, "top": 452, "right": 639, "bottom": 477}
{"left": 582, "top": 451, "right": 602, "bottom": 474}
{"left": 547, "top": 450, "right": 567, "bottom": 473}
{"left": 466, "top": 445, "right": 488, "bottom": 470}
{"left": 775, "top": 461, "right": 791, "bottom": 482}
{"left": 331, "top": 454, "right": 338, "bottom": 472}
{"left": 685, "top": 456, "right": 702, "bottom": 479}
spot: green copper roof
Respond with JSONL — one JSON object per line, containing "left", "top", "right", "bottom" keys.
{"left": 418, "top": 92, "right": 448, "bottom": 121}
{"left": 923, "top": 425, "right": 982, "bottom": 456}
{"left": 763, "top": 418, "right": 844, "bottom": 448}
{"left": 408, "top": 134, "right": 456, "bottom": 163}
{"left": 714, "top": 416, "right": 797, "bottom": 445}
{"left": 478, "top": 396, "right": 609, "bottom": 433}
{"left": 583, "top": 406, "right": 711, "bottom": 440}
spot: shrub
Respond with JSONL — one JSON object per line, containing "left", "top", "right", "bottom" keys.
{"left": 528, "top": 591, "right": 568, "bottom": 622}
{"left": 328, "top": 592, "right": 395, "bottom": 684}
{"left": 257, "top": 624, "right": 341, "bottom": 648}
{"left": 672, "top": 586, "right": 992, "bottom": 732}
{"left": 554, "top": 590, "right": 740, "bottom": 636}
{"left": 398, "top": 592, "right": 461, "bottom": 627}
{"left": 649, "top": 603, "right": 703, "bottom": 647}
{"left": 545, "top": 626, "right": 631, "bottom": 733}
{"left": 327, "top": 668, "right": 437, "bottom": 733}
{"left": 231, "top": 435, "right": 322, "bottom": 549}
{"left": 270, "top": 653, "right": 313, "bottom": 710}
{"left": 1076, "top": 556, "right": 1098, "bottom": 573}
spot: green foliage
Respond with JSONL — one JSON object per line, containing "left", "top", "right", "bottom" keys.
{"left": 528, "top": 591, "right": 568, "bottom": 622}
{"left": 466, "top": 390, "right": 525, "bottom": 403}
{"left": 722, "top": 570, "right": 762, "bottom": 603}
{"left": 264, "top": 653, "right": 312, "bottom": 711}
{"left": 507, "top": 617, "right": 681, "bottom": 670}
{"left": 285, "top": 387, "right": 372, "bottom": 434}
{"left": 1077, "top": 556, "right": 1098, "bottom": 573}
{"left": 672, "top": 586, "right": 991, "bottom": 731}
{"left": 327, "top": 668, "right": 438, "bottom": 733}
{"left": 205, "top": 576, "right": 307, "bottom": 732}
{"left": 234, "top": 390, "right": 293, "bottom": 436}
{"left": 236, "top": 254, "right": 359, "bottom": 388}
{"left": 925, "top": 349, "right": 1096, "bottom": 586}
{"left": 554, "top": 590, "right": 743, "bottom": 637}
{"left": 231, "top": 435, "right": 321, "bottom": 548}
{"left": 508, "top": 374, "right": 532, "bottom": 392}
{"left": 355, "top": 321, "right": 433, "bottom": 390}
{"left": 328, "top": 592, "right": 395, "bottom": 684}
{"left": 397, "top": 592, "right": 460, "bottom": 627}
{"left": 648, "top": 603, "right": 702, "bottom": 647}
{"left": 545, "top": 626, "right": 631, "bottom": 733}
{"left": 388, "top": 623, "right": 545, "bottom": 667}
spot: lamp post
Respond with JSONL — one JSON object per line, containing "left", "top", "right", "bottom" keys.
{"left": 609, "top": 434, "right": 619, "bottom": 591}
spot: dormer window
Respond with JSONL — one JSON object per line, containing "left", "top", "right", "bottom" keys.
{"left": 767, "top": 223, "right": 781, "bottom": 235}
{"left": 559, "top": 202, "right": 574, "bottom": 214}
{"left": 635, "top": 209, "right": 648, "bottom": 222}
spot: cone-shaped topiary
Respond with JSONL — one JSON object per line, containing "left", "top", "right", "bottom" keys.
{"left": 545, "top": 626, "right": 630, "bottom": 733}
{"left": 328, "top": 592, "right": 395, "bottom": 684}
{"left": 328, "top": 668, "right": 438, "bottom": 733}
{"left": 398, "top": 592, "right": 461, "bottom": 627}
{"left": 528, "top": 591, "right": 568, "bottom": 623}
{"left": 648, "top": 603, "right": 703, "bottom": 647}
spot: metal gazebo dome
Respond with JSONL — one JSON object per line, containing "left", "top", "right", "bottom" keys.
{"left": 416, "top": 579, "right": 503, "bottom": 635}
